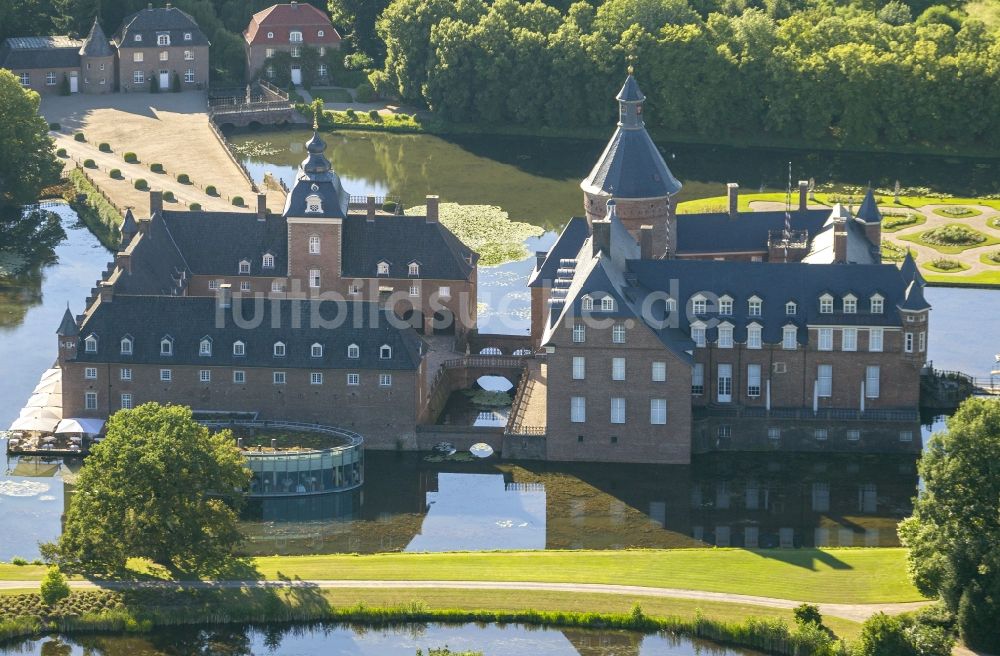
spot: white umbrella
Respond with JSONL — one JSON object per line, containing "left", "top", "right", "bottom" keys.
{"left": 33, "top": 378, "right": 59, "bottom": 394}
{"left": 39, "top": 368, "right": 60, "bottom": 382}
{"left": 55, "top": 418, "right": 105, "bottom": 435}
{"left": 25, "top": 392, "right": 61, "bottom": 408}
{"left": 8, "top": 416, "right": 60, "bottom": 432}
{"left": 470, "top": 443, "right": 494, "bottom": 458}
{"left": 19, "top": 407, "right": 62, "bottom": 420}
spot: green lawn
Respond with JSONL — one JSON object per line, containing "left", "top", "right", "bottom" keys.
{"left": 882, "top": 213, "right": 926, "bottom": 232}
{"left": 898, "top": 223, "right": 1000, "bottom": 254}
{"left": 677, "top": 192, "right": 1000, "bottom": 215}
{"left": 980, "top": 251, "right": 1000, "bottom": 266}
{"left": 931, "top": 206, "right": 982, "bottom": 219}
{"left": 922, "top": 259, "right": 970, "bottom": 274}
{"left": 925, "top": 269, "right": 1000, "bottom": 285}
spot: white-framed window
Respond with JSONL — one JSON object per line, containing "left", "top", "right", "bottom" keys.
{"left": 347, "top": 373, "right": 360, "bottom": 386}
{"left": 85, "top": 367, "right": 97, "bottom": 380}
{"left": 718, "top": 296, "right": 733, "bottom": 315}
{"left": 572, "top": 323, "right": 585, "bottom": 343}
{"left": 717, "top": 363, "right": 732, "bottom": 402}
{"left": 120, "top": 367, "right": 132, "bottom": 381}
{"left": 611, "top": 397, "right": 626, "bottom": 424}
{"left": 310, "top": 372, "right": 323, "bottom": 385}
{"left": 184, "top": 50, "right": 193, "bottom": 60}
{"left": 233, "top": 341, "right": 245, "bottom": 356}
{"left": 311, "top": 343, "right": 323, "bottom": 358}
{"left": 572, "top": 356, "right": 585, "bottom": 380}
{"left": 408, "top": 262, "right": 420, "bottom": 276}
{"left": 652, "top": 361, "right": 666, "bottom": 382}
{"left": 200, "top": 338, "right": 212, "bottom": 356}
{"left": 601, "top": 296, "right": 616, "bottom": 311}
{"left": 692, "top": 363, "right": 704, "bottom": 395}
{"left": 818, "top": 328, "right": 833, "bottom": 351}
{"left": 612, "top": 323, "right": 625, "bottom": 344}
{"left": 581, "top": 295, "right": 593, "bottom": 311}
{"left": 380, "top": 344, "right": 392, "bottom": 359}
{"left": 768, "top": 427, "right": 781, "bottom": 440}
{"left": 612, "top": 357, "right": 625, "bottom": 381}
{"left": 184, "top": 32, "right": 192, "bottom": 41}
{"left": 273, "top": 371, "right": 286, "bottom": 384}
{"left": 570, "top": 396, "right": 586, "bottom": 423}
{"left": 692, "top": 325, "right": 706, "bottom": 348}
{"left": 239, "top": 260, "right": 251, "bottom": 274}
{"left": 271, "top": 280, "right": 284, "bottom": 292}
{"left": 133, "top": 52, "right": 143, "bottom": 62}
{"left": 184, "top": 69, "right": 194, "bottom": 83}
{"left": 869, "top": 328, "right": 884, "bottom": 352}
{"left": 747, "top": 324, "right": 762, "bottom": 349}
{"left": 870, "top": 294, "right": 884, "bottom": 314}
{"left": 199, "top": 369, "right": 211, "bottom": 382}
{"left": 817, "top": 364, "right": 833, "bottom": 397}
{"left": 904, "top": 332, "right": 914, "bottom": 353}
{"left": 290, "top": 30, "right": 303, "bottom": 42}
{"left": 160, "top": 369, "right": 172, "bottom": 382}
{"left": 266, "top": 31, "right": 274, "bottom": 39}
{"left": 318, "top": 63, "right": 328, "bottom": 77}
{"left": 843, "top": 295, "right": 857, "bottom": 314}
{"left": 18, "top": 72, "right": 29, "bottom": 86}
{"left": 842, "top": 328, "right": 857, "bottom": 352}
{"left": 847, "top": 429, "right": 860, "bottom": 441}
{"left": 120, "top": 393, "right": 133, "bottom": 410}
{"left": 120, "top": 336, "right": 133, "bottom": 355}
{"left": 650, "top": 399, "right": 667, "bottom": 425}
{"left": 349, "top": 283, "right": 361, "bottom": 295}
{"left": 160, "top": 337, "right": 173, "bottom": 356}
{"left": 157, "top": 34, "right": 170, "bottom": 46}
{"left": 899, "top": 431, "right": 913, "bottom": 443}
{"left": 240, "top": 280, "right": 251, "bottom": 292}
{"left": 782, "top": 325, "right": 797, "bottom": 350}
{"left": 133, "top": 70, "right": 144, "bottom": 84}
{"left": 918, "top": 331, "right": 926, "bottom": 352}
{"left": 134, "top": 34, "right": 142, "bottom": 42}
{"left": 379, "top": 373, "right": 392, "bottom": 387}
{"left": 263, "top": 253, "right": 275, "bottom": 268}
{"left": 318, "top": 29, "right": 325, "bottom": 37}
{"left": 819, "top": 294, "right": 833, "bottom": 314}
{"left": 159, "top": 51, "right": 168, "bottom": 61}
{"left": 377, "top": 261, "right": 390, "bottom": 276}
{"left": 308, "top": 235, "right": 321, "bottom": 254}
{"left": 309, "top": 269, "right": 321, "bottom": 288}
{"left": 265, "top": 47, "right": 275, "bottom": 58}
{"left": 439, "top": 286, "right": 451, "bottom": 298}
{"left": 409, "top": 284, "right": 420, "bottom": 297}
{"left": 718, "top": 324, "right": 733, "bottom": 348}
{"left": 692, "top": 296, "right": 707, "bottom": 314}
{"left": 866, "top": 365, "right": 880, "bottom": 398}
{"left": 748, "top": 296, "right": 762, "bottom": 316}
{"left": 273, "top": 342, "right": 286, "bottom": 357}
{"left": 305, "top": 194, "right": 322, "bottom": 212}
{"left": 291, "top": 46, "right": 301, "bottom": 58}
{"left": 208, "top": 280, "right": 220, "bottom": 290}
{"left": 45, "top": 72, "right": 56, "bottom": 85}
{"left": 233, "top": 370, "right": 246, "bottom": 384}
{"left": 747, "top": 364, "right": 761, "bottom": 397}
{"left": 85, "top": 392, "right": 97, "bottom": 410}
{"left": 814, "top": 428, "right": 828, "bottom": 441}
{"left": 348, "top": 344, "right": 360, "bottom": 359}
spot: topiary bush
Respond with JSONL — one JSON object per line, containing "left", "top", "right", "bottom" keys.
{"left": 40, "top": 567, "right": 70, "bottom": 607}
{"left": 150, "top": 163, "right": 165, "bottom": 174}
{"left": 368, "top": 109, "right": 380, "bottom": 121}
{"left": 232, "top": 196, "right": 245, "bottom": 207}
{"left": 382, "top": 201, "right": 398, "bottom": 213}
{"left": 189, "top": 202, "right": 202, "bottom": 211}
{"left": 123, "top": 152, "right": 138, "bottom": 164}
{"left": 345, "top": 108, "right": 357, "bottom": 120}
{"left": 922, "top": 225, "right": 985, "bottom": 246}
{"left": 162, "top": 190, "right": 175, "bottom": 202}
{"left": 49, "top": 122, "right": 60, "bottom": 131}
{"left": 176, "top": 173, "right": 191, "bottom": 184}
{"left": 987, "top": 250, "right": 1000, "bottom": 264}
{"left": 134, "top": 179, "right": 148, "bottom": 191}
{"left": 56, "top": 148, "right": 67, "bottom": 158}
{"left": 83, "top": 158, "right": 96, "bottom": 169}
{"left": 929, "top": 258, "right": 963, "bottom": 270}
{"left": 933, "top": 205, "right": 979, "bottom": 218}
{"left": 109, "top": 168, "right": 122, "bottom": 179}
{"left": 98, "top": 142, "right": 111, "bottom": 153}
{"left": 73, "top": 132, "right": 85, "bottom": 142}
{"left": 205, "top": 185, "right": 217, "bottom": 196}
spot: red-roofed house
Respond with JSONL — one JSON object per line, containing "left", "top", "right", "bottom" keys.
{"left": 244, "top": 1, "right": 341, "bottom": 84}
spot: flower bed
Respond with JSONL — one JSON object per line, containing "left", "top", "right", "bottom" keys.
{"left": 931, "top": 205, "right": 981, "bottom": 218}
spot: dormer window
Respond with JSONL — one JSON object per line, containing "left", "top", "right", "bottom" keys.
{"left": 290, "top": 30, "right": 303, "bottom": 42}
{"left": 85, "top": 335, "right": 98, "bottom": 353}
{"left": 199, "top": 337, "right": 212, "bottom": 356}
{"left": 233, "top": 340, "right": 245, "bottom": 356}
{"left": 160, "top": 337, "right": 173, "bottom": 356}
{"left": 819, "top": 294, "right": 834, "bottom": 314}
{"left": 665, "top": 298, "right": 677, "bottom": 312}
{"left": 843, "top": 294, "right": 857, "bottom": 314}
{"left": 311, "top": 343, "right": 323, "bottom": 358}
{"left": 785, "top": 301, "right": 797, "bottom": 315}
{"left": 718, "top": 296, "right": 733, "bottom": 315}
{"left": 691, "top": 321, "right": 706, "bottom": 348}
{"left": 380, "top": 344, "right": 392, "bottom": 359}
{"left": 692, "top": 294, "right": 707, "bottom": 315}
{"left": 262, "top": 253, "right": 275, "bottom": 268}
{"left": 377, "top": 261, "right": 389, "bottom": 276}
{"left": 870, "top": 294, "right": 884, "bottom": 314}
{"left": 305, "top": 194, "right": 322, "bottom": 213}
{"left": 157, "top": 34, "right": 170, "bottom": 46}
{"left": 120, "top": 336, "right": 133, "bottom": 355}
{"left": 601, "top": 297, "right": 616, "bottom": 312}
{"left": 308, "top": 235, "right": 320, "bottom": 254}
{"left": 347, "top": 343, "right": 360, "bottom": 359}
{"left": 408, "top": 262, "right": 420, "bottom": 276}
{"left": 718, "top": 323, "right": 734, "bottom": 348}
{"left": 273, "top": 341, "right": 286, "bottom": 357}
{"left": 134, "top": 34, "right": 142, "bottom": 42}
{"left": 239, "top": 260, "right": 250, "bottom": 274}
{"left": 581, "top": 295, "right": 593, "bottom": 311}
{"left": 748, "top": 296, "right": 762, "bottom": 316}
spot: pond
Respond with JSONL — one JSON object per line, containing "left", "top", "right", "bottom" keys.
{"left": 0, "top": 621, "right": 763, "bottom": 655}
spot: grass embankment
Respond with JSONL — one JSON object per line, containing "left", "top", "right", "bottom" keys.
{"left": 64, "top": 167, "right": 121, "bottom": 250}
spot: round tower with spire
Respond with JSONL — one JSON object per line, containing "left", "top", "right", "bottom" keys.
{"left": 581, "top": 70, "right": 682, "bottom": 258}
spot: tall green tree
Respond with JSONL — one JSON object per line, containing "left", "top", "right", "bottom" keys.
{"left": 0, "top": 70, "right": 60, "bottom": 210}
{"left": 898, "top": 398, "right": 1000, "bottom": 653}
{"left": 327, "top": 0, "right": 393, "bottom": 61}
{"left": 44, "top": 403, "right": 250, "bottom": 576}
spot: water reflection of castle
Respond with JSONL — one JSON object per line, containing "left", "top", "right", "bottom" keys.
{"left": 239, "top": 434, "right": 918, "bottom": 555}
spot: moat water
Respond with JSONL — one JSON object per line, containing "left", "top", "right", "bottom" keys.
{"left": 0, "top": 622, "right": 762, "bottom": 656}
{"left": 0, "top": 134, "right": 998, "bottom": 561}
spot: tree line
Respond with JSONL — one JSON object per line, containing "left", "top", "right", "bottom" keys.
{"left": 370, "top": 0, "right": 1000, "bottom": 150}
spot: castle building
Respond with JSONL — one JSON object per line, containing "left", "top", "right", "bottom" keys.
{"left": 244, "top": 2, "right": 341, "bottom": 84}
{"left": 57, "top": 127, "right": 477, "bottom": 448}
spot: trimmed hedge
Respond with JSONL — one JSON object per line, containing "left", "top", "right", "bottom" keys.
{"left": 232, "top": 196, "right": 245, "bottom": 207}
{"left": 176, "top": 173, "right": 191, "bottom": 184}
{"left": 189, "top": 202, "right": 202, "bottom": 211}
{"left": 98, "top": 143, "right": 112, "bottom": 153}
{"left": 205, "top": 185, "right": 217, "bottom": 196}
{"left": 109, "top": 169, "right": 122, "bottom": 179}
{"left": 48, "top": 122, "right": 60, "bottom": 131}
{"left": 73, "top": 132, "right": 85, "bottom": 142}
{"left": 162, "top": 191, "right": 175, "bottom": 202}
{"left": 123, "top": 152, "right": 138, "bottom": 164}
{"left": 83, "top": 159, "right": 96, "bottom": 169}
{"left": 64, "top": 168, "right": 121, "bottom": 249}
{"left": 56, "top": 148, "right": 67, "bottom": 158}
{"left": 134, "top": 179, "right": 148, "bottom": 191}
{"left": 150, "top": 163, "right": 165, "bottom": 174}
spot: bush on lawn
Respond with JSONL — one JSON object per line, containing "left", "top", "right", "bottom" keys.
{"left": 123, "top": 152, "right": 138, "bottom": 164}
{"left": 189, "top": 202, "right": 202, "bottom": 211}
{"left": 162, "top": 191, "right": 175, "bottom": 202}
{"left": 205, "top": 185, "right": 217, "bottom": 196}
{"left": 176, "top": 173, "right": 191, "bottom": 184}
{"left": 134, "top": 179, "right": 148, "bottom": 191}
{"left": 922, "top": 225, "right": 984, "bottom": 246}
{"left": 73, "top": 132, "right": 85, "bottom": 142}
{"left": 150, "top": 163, "right": 165, "bottom": 174}
{"left": 109, "top": 169, "right": 122, "bottom": 179}
{"left": 56, "top": 148, "right": 67, "bottom": 158}
{"left": 98, "top": 142, "right": 111, "bottom": 153}
{"left": 82, "top": 159, "right": 96, "bottom": 169}
{"left": 232, "top": 196, "right": 244, "bottom": 207}
{"left": 49, "top": 122, "right": 60, "bottom": 131}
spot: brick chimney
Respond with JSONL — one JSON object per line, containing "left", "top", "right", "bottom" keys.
{"left": 116, "top": 251, "right": 131, "bottom": 274}
{"left": 98, "top": 281, "right": 114, "bottom": 303}
{"left": 366, "top": 195, "right": 376, "bottom": 222}
{"left": 257, "top": 193, "right": 267, "bottom": 221}
{"left": 535, "top": 251, "right": 547, "bottom": 270}
{"left": 727, "top": 183, "right": 739, "bottom": 219}
{"left": 149, "top": 190, "right": 162, "bottom": 216}
{"left": 639, "top": 225, "right": 653, "bottom": 260}
{"left": 833, "top": 209, "right": 848, "bottom": 264}
{"left": 425, "top": 195, "right": 439, "bottom": 223}
{"left": 592, "top": 220, "right": 611, "bottom": 257}
{"left": 799, "top": 180, "right": 809, "bottom": 211}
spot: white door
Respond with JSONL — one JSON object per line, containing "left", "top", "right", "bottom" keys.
{"left": 69, "top": 72, "right": 78, "bottom": 93}
{"left": 290, "top": 66, "right": 302, "bottom": 85}
{"left": 159, "top": 71, "right": 169, "bottom": 89}
{"left": 717, "top": 364, "right": 732, "bottom": 403}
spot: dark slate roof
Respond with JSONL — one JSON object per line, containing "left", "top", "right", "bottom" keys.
{"left": 160, "top": 210, "right": 288, "bottom": 276}
{"left": 282, "top": 130, "right": 350, "bottom": 219}
{"left": 901, "top": 280, "right": 930, "bottom": 311}
{"left": 57, "top": 306, "right": 78, "bottom": 336}
{"left": 802, "top": 208, "right": 879, "bottom": 265}
{"left": 340, "top": 215, "right": 476, "bottom": 281}
{"left": 120, "top": 209, "right": 138, "bottom": 240}
{"left": 675, "top": 209, "right": 831, "bottom": 254}
{"left": 581, "top": 126, "right": 682, "bottom": 199}
{"left": 899, "top": 251, "right": 925, "bottom": 287}
{"left": 114, "top": 214, "right": 189, "bottom": 295}
{"left": 616, "top": 74, "right": 644, "bottom": 102}
{"left": 0, "top": 36, "right": 81, "bottom": 69}
{"left": 528, "top": 216, "right": 589, "bottom": 287}
{"left": 856, "top": 189, "right": 882, "bottom": 224}
{"left": 114, "top": 7, "right": 209, "bottom": 47}
{"left": 76, "top": 296, "right": 423, "bottom": 370}
{"left": 80, "top": 19, "right": 113, "bottom": 57}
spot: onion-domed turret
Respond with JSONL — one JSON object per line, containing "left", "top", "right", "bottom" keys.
{"left": 283, "top": 118, "right": 349, "bottom": 219}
